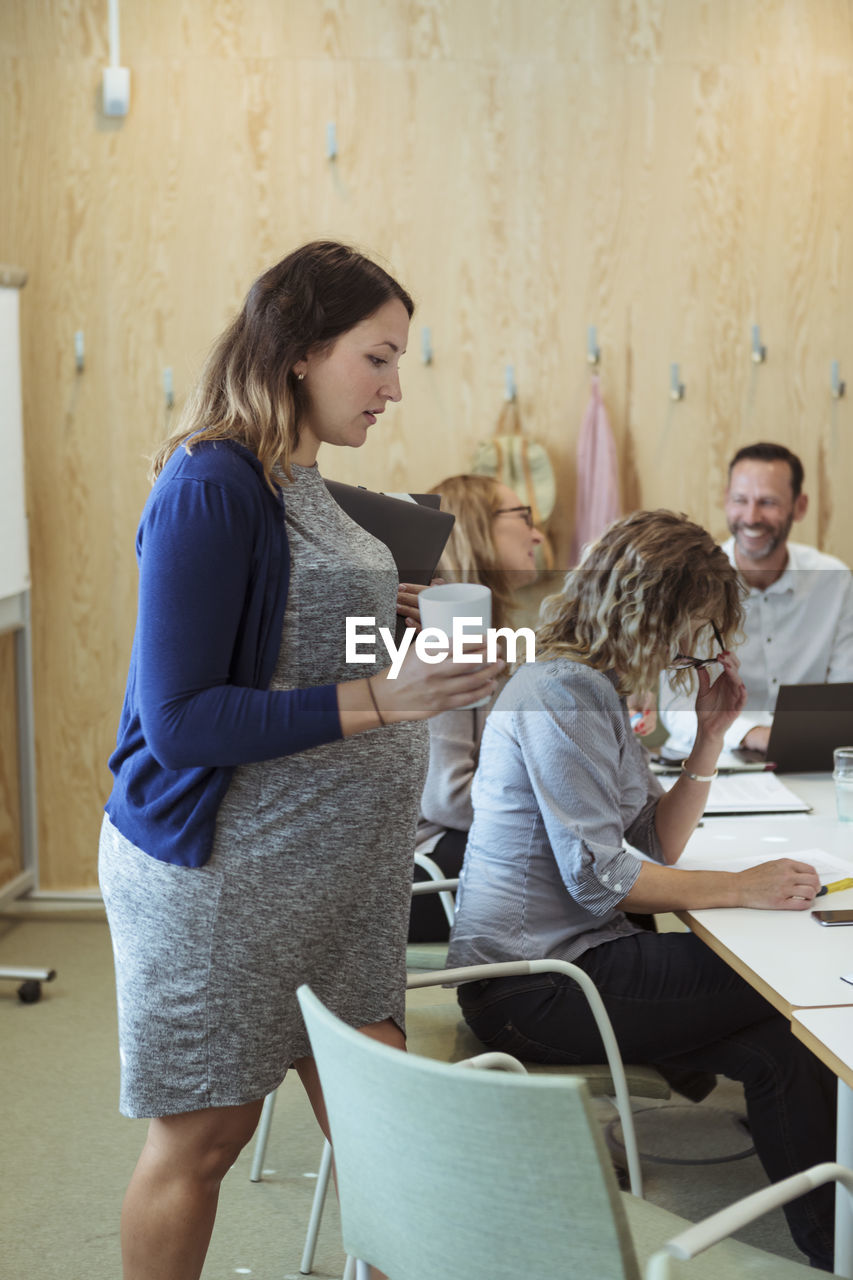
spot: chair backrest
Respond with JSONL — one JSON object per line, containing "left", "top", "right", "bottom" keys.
{"left": 297, "top": 984, "right": 641, "bottom": 1280}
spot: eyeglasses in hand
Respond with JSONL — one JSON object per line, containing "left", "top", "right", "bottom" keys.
{"left": 669, "top": 622, "right": 725, "bottom": 670}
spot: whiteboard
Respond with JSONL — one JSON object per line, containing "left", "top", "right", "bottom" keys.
{"left": 0, "top": 283, "right": 30, "bottom": 600}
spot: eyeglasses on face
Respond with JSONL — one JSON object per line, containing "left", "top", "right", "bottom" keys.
{"left": 494, "top": 505, "right": 534, "bottom": 529}
{"left": 669, "top": 622, "right": 726, "bottom": 670}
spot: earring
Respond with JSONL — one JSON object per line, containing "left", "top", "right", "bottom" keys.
{"left": 297, "top": 372, "right": 305, "bottom": 381}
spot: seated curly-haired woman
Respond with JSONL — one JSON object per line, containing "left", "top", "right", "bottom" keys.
{"left": 446, "top": 508, "right": 836, "bottom": 1271}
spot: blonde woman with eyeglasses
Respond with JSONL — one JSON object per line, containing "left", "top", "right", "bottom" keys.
{"left": 396, "top": 474, "right": 543, "bottom": 941}
{"left": 446, "top": 508, "right": 835, "bottom": 1271}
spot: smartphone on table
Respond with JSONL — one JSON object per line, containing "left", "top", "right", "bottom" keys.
{"left": 812, "top": 910, "right": 853, "bottom": 926}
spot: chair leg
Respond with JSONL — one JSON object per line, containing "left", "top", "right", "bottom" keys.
{"left": 249, "top": 1089, "right": 278, "bottom": 1182}
{"left": 352, "top": 1259, "right": 367, "bottom": 1280}
{"left": 612, "top": 1092, "right": 643, "bottom": 1198}
{"left": 300, "top": 1138, "right": 334, "bottom": 1274}
{"left": 342, "top": 1255, "right": 357, "bottom": 1280}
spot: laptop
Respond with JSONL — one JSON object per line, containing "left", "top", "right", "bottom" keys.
{"left": 733, "top": 682, "right": 853, "bottom": 773}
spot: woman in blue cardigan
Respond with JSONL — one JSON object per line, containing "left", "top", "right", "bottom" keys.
{"left": 100, "top": 241, "right": 503, "bottom": 1280}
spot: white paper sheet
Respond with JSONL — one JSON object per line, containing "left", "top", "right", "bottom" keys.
{"left": 679, "top": 845, "right": 853, "bottom": 882}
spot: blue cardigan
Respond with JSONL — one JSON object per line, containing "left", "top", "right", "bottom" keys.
{"left": 105, "top": 440, "right": 342, "bottom": 866}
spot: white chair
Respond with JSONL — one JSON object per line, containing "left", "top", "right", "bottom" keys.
{"left": 412, "top": 852, "right": 457, "bottom": 930}
{"left": 297, "top": 982, "right": 853, "bottom": 1280}
{"left": 295, "top": 956, "right": 669, "bottom": 1278}
{"left": 250, "top": 875, "right": 667, "bottom": 1180}
{"left": 252, "top": 877, "right": 670, "bottom": 1277}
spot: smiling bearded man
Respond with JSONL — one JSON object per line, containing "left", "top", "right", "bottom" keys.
{"left": 659, "top": 441, "right": 853, "bottom": 759}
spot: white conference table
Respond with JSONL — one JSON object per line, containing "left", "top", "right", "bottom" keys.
{"left": 677, "top": 775, "right": 853, "bottom": 1016}
{"left": 676, "top": 774, "right": 853, "bottom": 1274}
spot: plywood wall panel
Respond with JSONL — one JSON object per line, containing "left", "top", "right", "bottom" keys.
{"left": 7, "top": 0, "right": 853, "bottom": 66}
{"left": 1, "top": 0, "right": 852, "bottom": 888}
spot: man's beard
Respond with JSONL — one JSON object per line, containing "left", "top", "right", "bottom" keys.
{"left": 728, "top": 512, "right": 794, "bottom": 561}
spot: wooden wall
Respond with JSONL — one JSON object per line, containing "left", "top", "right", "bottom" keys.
{"left": 1, "top": 0, "right": 852, "bottom": 890}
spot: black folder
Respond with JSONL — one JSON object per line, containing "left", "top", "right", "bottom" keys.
{"left": 324, "top": 480, "right": 455, "bottom": 586}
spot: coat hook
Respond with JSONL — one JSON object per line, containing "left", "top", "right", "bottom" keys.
{"left": 163, "top": 367, "right": 174, "bottom": 409}
{"left": 669, "top": 362, "right": 685, "bottom": 401}
{"left": 504, "top": 364, "right": 517, "bottom": 402}
{"left": 751, "top": 324, "right": 767, "bottom": 364}
{"left": 326, "top": 121, "right": 338, "bottom": 161}
{"left": 832, "top": 360, "right": 846, "bottom": 400}
{"left": 587, "top": 326, "right": 601, "bottom": 366}
{"left": 421, "top": 327, "right": 433, "bottom": 366}
{"left": 74, "top": 330, "right": 85, "bottom": 373}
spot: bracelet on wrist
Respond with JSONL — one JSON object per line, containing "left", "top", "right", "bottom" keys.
{"left": 681, "top": 761, "right": 718, "bottom": 783}
{"left": 366, "top": 676, "right": 386, "bottom": 727}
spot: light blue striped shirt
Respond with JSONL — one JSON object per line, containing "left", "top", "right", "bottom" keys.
{"left": 446, "top": 659, "right": 665, "bottom": 968}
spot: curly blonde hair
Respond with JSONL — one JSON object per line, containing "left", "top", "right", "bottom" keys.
{"left": 150, "top": 241, "right": 414, "bottom": 491}
{"left": 427, "top": 474, "right": 518, "bottom": 634}
{"left": 537, "top": 509, "right": 745, "bottom": 694}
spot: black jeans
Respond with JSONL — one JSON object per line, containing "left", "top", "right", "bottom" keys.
{"left": 458, "top": 931, "right": 837, "bottom": 1269}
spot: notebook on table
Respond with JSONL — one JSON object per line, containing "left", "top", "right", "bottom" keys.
{"left": 657, "top": 770, "right": 812, "bottom": 815}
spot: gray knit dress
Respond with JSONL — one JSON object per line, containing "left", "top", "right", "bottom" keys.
{"left": 99, "top": 463, "right": 429, "bottom": 1117}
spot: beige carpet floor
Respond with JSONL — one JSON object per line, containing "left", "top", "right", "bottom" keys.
{"left": 0, "top": 910, "right": 804, "bottom": 1278}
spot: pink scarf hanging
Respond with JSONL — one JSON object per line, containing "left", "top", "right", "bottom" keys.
{"left": 570, "top": 374, "right": 620, "bottom": 565}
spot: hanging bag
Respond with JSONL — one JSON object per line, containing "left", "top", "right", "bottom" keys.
{"left": 471, "top": 399, "right": 556, "bottom": 570}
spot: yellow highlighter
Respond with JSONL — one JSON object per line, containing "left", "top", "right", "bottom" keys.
{"left": 816, "top": 877, "right": 853, "bottom": 898}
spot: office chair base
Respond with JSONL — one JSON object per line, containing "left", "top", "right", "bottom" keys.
{"left": 606, "top": 1104, "right": 756, "bottom": 1168}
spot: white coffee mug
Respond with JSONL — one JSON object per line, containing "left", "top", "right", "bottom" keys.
{"left": 418, "top": 582, "right": 492, "bottom": 709}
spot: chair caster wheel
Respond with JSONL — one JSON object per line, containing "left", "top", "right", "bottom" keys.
{"left": 17, "top": 979, "right": 42, "bottom": 1003}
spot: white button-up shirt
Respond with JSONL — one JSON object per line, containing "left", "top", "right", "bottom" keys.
{"left": 660, "top": 539, "right": 853, "bottom": 756}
